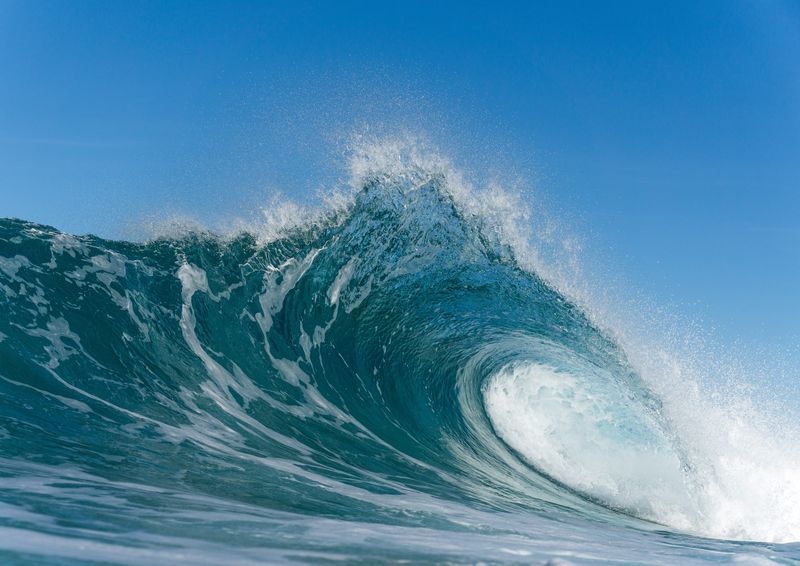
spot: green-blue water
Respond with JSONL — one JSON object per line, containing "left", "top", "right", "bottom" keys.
{"left": 0, "top": 165, "right": 798, "bottom": 564}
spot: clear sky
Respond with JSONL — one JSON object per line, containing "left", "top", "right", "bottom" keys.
{"left": 1, "top": 1, "right": 798, "bottom": 362}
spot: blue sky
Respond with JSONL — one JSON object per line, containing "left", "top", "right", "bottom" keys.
{"left": 1, "top": 1, "right": 799, "bottom": 359}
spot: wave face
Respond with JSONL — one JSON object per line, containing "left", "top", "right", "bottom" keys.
{"left": 0, "top": 153, "right": 798, "bottom": 564}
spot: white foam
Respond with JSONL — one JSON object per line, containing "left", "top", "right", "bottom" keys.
{"left": 484, "top": 362, "right": 699, "bottom": 532}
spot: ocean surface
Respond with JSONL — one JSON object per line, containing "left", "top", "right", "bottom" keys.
{"left": 1, "top": 148, "right": 798, "bottom": 564}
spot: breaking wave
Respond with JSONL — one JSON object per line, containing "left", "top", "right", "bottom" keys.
{"left": 0, "top": 140, "right": 798, "bottom": 564}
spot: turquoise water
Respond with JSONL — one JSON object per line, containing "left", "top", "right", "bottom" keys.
{"left": 0, "top": 154, "right": 798, "bottom": 564}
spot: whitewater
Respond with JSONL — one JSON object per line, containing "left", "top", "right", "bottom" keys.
{"left": 0, "top": 140, "right": 798, "bottom": 564}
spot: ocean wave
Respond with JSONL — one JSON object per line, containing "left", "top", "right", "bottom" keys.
{"left": 0, "top": 141, "right": 798, "bottom": 564}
